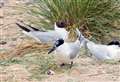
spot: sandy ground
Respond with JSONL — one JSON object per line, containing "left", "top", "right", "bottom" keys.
{"left": 0, "top": 0, "right": 120, "bottom": 82}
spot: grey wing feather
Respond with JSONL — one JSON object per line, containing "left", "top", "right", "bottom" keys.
{"left": 27, "top": 31, "right": 61, "bottom": 43}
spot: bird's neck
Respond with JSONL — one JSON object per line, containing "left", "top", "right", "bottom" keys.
{"left": 56, "top": 28, "right": 68, "bottom": 39}
{"left": 74, "top": 39, "right": 81, "bottom": 47}
{"left": 80, "top": 38, "right": 94, "bottom": 48}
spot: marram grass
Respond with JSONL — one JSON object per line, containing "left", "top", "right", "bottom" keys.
{"left": 26, "top": 0, "right": 120, "bottom": 41}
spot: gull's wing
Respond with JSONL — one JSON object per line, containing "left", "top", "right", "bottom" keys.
{"left": 27, "top": 31, "right": 62, "bottom": 44}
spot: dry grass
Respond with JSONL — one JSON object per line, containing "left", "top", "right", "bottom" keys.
{"left": 0, "top": 40, "right": 120, "bottom": 82}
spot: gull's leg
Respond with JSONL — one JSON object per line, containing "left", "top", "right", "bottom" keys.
{"left": 89, "top": 53, "right": 93, "bottom": 57}
{"left": 70, "top": 61, "right": 73, "bottom": 68}
{"left": 60, "top": 63, "right": 65, "bottom": 67}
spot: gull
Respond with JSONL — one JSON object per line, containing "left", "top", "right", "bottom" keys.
{"left": 16, "top": 21, "right": 69, "bottom": 44}
{"left": 77, "top": 30, "right": 120, "bottom": 60}
{"left": 48, "top": 28, "right": 82, "bottom": 68}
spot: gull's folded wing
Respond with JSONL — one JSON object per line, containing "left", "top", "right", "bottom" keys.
{"left": 27, "top": 31, "right": 62, "bottom": 44}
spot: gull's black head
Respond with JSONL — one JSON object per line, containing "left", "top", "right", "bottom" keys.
{"left": 55, "top": 39, "right": 64, "bottom": 47}
{"left": 48, "top": 39, "right": 64, "bottom": 54}
{"left": 107, "top": 40, "right": 120, "bottom": 47}
{"left": 56, "top": 21, "right": 66, "bottom": 28}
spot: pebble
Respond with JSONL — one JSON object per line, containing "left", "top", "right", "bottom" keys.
{"left": 0, "top": 41, "right": 7, "bottom": 45}
{"left": 47, "top": 69, "right": 55, "bottom": 75}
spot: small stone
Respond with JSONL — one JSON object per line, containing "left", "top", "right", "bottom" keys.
{"left": 47, "top": 69, "right": 55, "bottom": 75}
{"left": 0, "top": 41, "right": 7, "bottom": 45}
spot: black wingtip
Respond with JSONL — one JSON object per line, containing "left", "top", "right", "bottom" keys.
{"left": 16, "top": 22, "right": 30, "bottom": 32}
{"left": 27, "top": 25, "right": 40, "bottom": 31}
{"left": 17, "top": 19, "right": 40, "bottom": 31}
